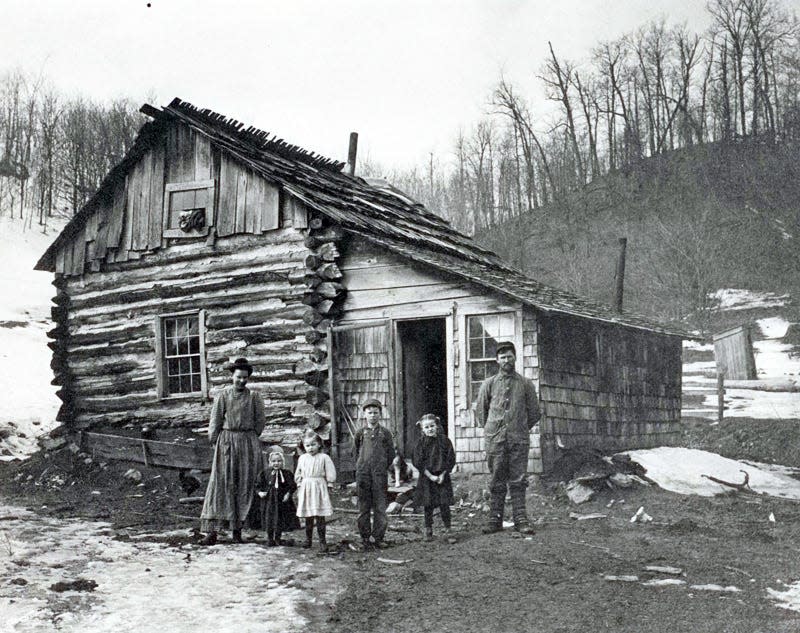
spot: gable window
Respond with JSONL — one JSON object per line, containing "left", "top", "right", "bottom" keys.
{"left": 155, "top": 311, "right": 208, "bottom": 398}
{"left": 467, "top": 312, "right": 516, "bottom": 403}
{"left": 163, "top": 179, "right": 215, "bottom": 238}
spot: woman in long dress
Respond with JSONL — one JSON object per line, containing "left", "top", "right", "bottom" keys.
{"left": 199, "top": 357, "right": 265, "bottom": 545}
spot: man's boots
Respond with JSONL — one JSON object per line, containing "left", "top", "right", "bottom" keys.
{"left": 232, "top": 528, "right": 243, "bottom": 543}
{"left": 510, "top": 485, "right": 535, "bottom": 535}
{"left": 482, "top": 491, "right": 505, "bottom": 534}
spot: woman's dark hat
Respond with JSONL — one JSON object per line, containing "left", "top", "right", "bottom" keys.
{"left": 496, "top": 341, "right": 516, "bottom": 356}
{"left": 227, "top": 357, "right": 253, "bottom": 375}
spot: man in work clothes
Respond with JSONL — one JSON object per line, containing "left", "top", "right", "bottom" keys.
{"left": 475, "top": 341, "right": 540, "bottom": 535}
{"left": 352, "top": 398, "right": 397, "bottom": 550}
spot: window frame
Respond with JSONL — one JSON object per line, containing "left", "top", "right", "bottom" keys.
{"left": 154, "top": 309, "right": 209, "bottom": 400}
{"left": 461, "top": 309, "right": 523, "bottom": 406}
{"left": 162, "top": 179, "right": 215, "bottom": 238}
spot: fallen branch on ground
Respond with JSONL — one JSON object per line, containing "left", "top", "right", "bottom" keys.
{"left": 701, "top": 470, "right": 752, "bottom": 492}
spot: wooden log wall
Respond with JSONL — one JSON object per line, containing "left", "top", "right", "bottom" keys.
{"left": 47, "top": 127, "right": 324, "bottom": 448}
{"left": 537, "top": 312, "right": 683, "bottom": 470}
{"left": 293, "top": 218, "right": 346, "bottom": 445}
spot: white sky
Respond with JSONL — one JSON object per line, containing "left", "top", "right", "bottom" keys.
{"left": 0, "top": 0, "right": 731, "bottom": 169}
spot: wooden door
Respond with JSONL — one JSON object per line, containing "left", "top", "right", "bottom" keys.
{"left": 330, "top": 321, "right": 394, "bottom": 476}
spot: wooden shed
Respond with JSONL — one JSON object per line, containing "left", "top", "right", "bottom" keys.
{"left": 36, "top": 99, "right": 688, "bottom": 476}
{"left": 713, "top": 325, "right": 757, "bottom": 380}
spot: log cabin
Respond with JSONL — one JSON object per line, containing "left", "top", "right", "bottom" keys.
{"left": 36, "top": 99, "right": 688, "bottom": 477}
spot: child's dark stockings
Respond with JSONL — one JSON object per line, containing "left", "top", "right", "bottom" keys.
{"left": 304, "top": 517, "right": 326, "bottom": 548}
{"left": 424, "top": 504, "right": 451, "bottom": 529}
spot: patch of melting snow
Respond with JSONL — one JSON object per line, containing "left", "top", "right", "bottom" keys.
{"left": 0, "top": 502, "right": 338, "bottom": 632}
{"left": 768, "top": 581, "right": 800, "bottom": 613}
{"left": 758, "top": 316, "right": 791, "bottom": 339}
{"left": 710, "top": 289, "right": 789, "bottom": 311}
{"left": 603, "top": 575, "right": 639, "bottom": 582}
{"left": 689, "top": 584, "right": 741, "bottom": 593}
{"left": 641, "top": 578, "right": 686, "bottom": 587}
{"left": 621, "top": 447, "right": 800, "bottom": 499}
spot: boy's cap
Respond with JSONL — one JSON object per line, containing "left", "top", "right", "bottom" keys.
{"left": 496, "top": 341, "right": 516, "bottom": 356}
{"left": 362, "top": 398, "right": 383, "bottom": 410}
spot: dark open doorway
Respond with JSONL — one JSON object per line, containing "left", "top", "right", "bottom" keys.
{"left": 396, "top": 318, "right": 448, "bottom": 455}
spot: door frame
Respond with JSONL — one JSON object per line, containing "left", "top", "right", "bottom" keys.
{"left": 391, "top": 313, "right": 455, "bottom": 453}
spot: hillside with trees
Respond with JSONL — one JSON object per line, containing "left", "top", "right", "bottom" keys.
{"left": 0, "top": 69, "right": 146, "bottom": 232}
{"left": 360, "top": 0, "right": 800, "bottom": 330}
{"left": 2, "top": 0, "right": 798, "bottom": 332}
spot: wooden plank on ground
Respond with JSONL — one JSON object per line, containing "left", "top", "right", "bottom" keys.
{"left": 82, "top": 431, "right": 214, "bottom": 471}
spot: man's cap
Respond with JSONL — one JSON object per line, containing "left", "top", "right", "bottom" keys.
{"left": 496, "top": 341, "right": 516, "bottom": 356}
{"left": 362, "top": 398, "right": 383, "bottom": 410}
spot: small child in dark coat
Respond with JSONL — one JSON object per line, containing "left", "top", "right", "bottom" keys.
{"left": 412, "top": 414, "right": 456, "bottom": 541}
{"left": 256, "top": 449, "right": 301, "bottom": 546}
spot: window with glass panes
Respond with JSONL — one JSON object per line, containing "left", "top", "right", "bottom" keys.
{"left": 162, "top": 314, "right": 203, "bottom": 394}
{"left": 467, "top": 312, "right": 515, "bottom": 403}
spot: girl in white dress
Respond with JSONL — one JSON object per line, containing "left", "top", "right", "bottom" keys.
{"left": 295, "top": 432, "right": 336, "bottom": 551}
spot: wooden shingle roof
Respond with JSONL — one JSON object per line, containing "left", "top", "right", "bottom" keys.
{"left": 38, "top": 98, "right": 691, "bottom": 338}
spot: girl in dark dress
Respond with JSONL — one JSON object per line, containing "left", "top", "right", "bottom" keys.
{"left": 412, "top": 414, "right": 456, "bottom": 541}
{"left": 256, "top": 449, "right": 301, "bottom": 546}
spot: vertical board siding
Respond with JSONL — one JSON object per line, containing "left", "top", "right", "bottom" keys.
{"left": 712, "top": 325, "right": 757, "bottom": 380}
{"left": 55, "top": 122, "right": 291, "bottom": 278}
{"left": 217, "top": 154, "right": 238, "bottom": 237}
{"left": 147, "top": 142, "right": 166, "bottom": 250}
{"left": 331, "top": 323, "right": 392, "bottom": 474}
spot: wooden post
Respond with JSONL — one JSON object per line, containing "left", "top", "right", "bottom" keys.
{"left": 717, "top": 368, "right": 726, "bottom": 424}
{"left": 347, "top": 132, "right": 359, "bottom": 176}
{"left": 615, "top": 237, "right": 627, "bottom": 313}
{"left": 327, "top": 325, "right": 338, "bottom": 461}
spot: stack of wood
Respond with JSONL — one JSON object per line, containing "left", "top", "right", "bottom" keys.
{"left": 47, "top": 278, "right": 73, "bottom": 423}
{"left": 300, "top": 218, "right": 346, "bottom": 441}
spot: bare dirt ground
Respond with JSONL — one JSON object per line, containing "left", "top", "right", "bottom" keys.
{"left": 2, "top": 418, "right": 800, "bottom": 633}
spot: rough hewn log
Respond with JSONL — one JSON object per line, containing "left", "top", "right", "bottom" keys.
{"left": 318, "top": 242, "right": 339, "bottom": 262}
{"left": 317, "top": 282, "right": 345, "bottom": 298}
{"left": 315, "top": 319, "right": 332, "bottom": 332}
{"left": 302, "top": 293, "right": 322, "bottom": 306}
{"left": 304, "top": 330, "right": 323, "bottom": 344}
{"left": 304, "top": 226, "right": 344, "bottom": 248}
{"left": 295, "top": 359, "right": 327, "bottom": 376}
{"left": 317, "top": 263, "right": 342, "bottom": 280}
{"left": 305, "top": 386, "right": 329, "bottom": 406}
{"left": 304, "top": 254, "right": 321, "bottom": 269}
{"left": 302, "top": 309, "right": 323, "bottom": 327}
{"left": 317, "top": 300, "right": 336, "bottom": 315}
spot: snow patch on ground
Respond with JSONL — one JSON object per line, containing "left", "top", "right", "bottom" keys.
{"left": 0, "top": 502, "right": 339, "bottom": 632}
{"left": 0, "top": 218, "right": 62, "bottom": 459}
{"left": 758, "top": 316, "right": 791, "bottom": 339}
{"left": 621, "top": 447, "right": 800, "bottom": 499}
{"left": 710, "top": 289, "right": 789, "bottom": 311}
{"left": 768, "top": 582, "right": 800, "bottom": 613}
